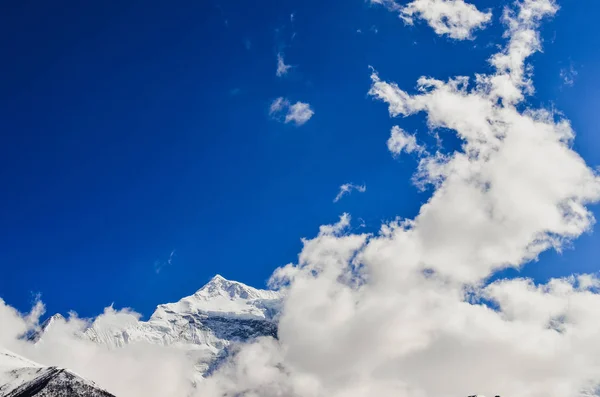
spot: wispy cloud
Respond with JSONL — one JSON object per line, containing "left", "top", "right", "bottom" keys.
{"left": 269, "top": 97, "right": 290, "bottom": 116}
{"left": 333, "top": 183, "right": 367, "bottom": 203}
{"left": 276, "top": 53, "right": 292, "bottom": 77}
{"left": 560, "top": 63, "right": 578, "bottom": 87}
{"left": 154, "top": 250, "right": 176, "bottom": 274}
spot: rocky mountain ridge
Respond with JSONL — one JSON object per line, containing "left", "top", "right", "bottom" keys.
{"left": 0, "top": 350, "right": 115, "bottom": 397}
{"left": 34, "top": 275, "right": 282, "bottom": 376}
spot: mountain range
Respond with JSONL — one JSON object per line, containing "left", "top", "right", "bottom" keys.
{"left": 1, "top": 275, "right": 282, "bottom": 396}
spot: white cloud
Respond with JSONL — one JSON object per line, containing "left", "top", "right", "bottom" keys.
{"left": 269, "top": 97, "right": 290, "bottom": 116}
{"left": 387, "top": 126, "right": 424, "bottom": 155}
{"left": 334, "top": 183, "right": 367, "bottom": 203}
{"left": 270, "top": 98, "right": 314, "bottom": 126}
{"left": 0, "top": 300, "right": 195, "bottom": 397}
{"left": 276, "top": 53, "right": 292, "bottom": 77}
{"left": 371, "top": 0, "right": 492, "bottom": 40}
{"left": 285, "top": 102, "right": 314, "bottom": 126}
{"left": 201, "top": 1, "right": 600, "bottom": 397}
{"left": 370, "top": 0, "right": 402, "bottom": 12}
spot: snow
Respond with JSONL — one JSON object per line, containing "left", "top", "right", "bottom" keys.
{"left": 0, "top": 349, "right": 114, "bottom": 396}
{"left": 3, "top": 274, "right": 283, "bottom": 391}
{"left": 35, "top": 275, "right": 284, "bottom": 378}
{"left": 0, "top": 349, "right": 44, "bottom": 394}
{"left": 0, "top": 349, "right": 41, "bottom": 370}
{"left": 151, "top": 274, "right": 282, "bottom": 322}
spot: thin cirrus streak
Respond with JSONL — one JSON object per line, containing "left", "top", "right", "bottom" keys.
{"left": 334, "top": 183, "right": 367, "bottom": 203}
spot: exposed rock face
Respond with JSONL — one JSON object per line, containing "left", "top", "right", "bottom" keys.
{"left": 3, "top": 368, "right": 116, "bottom": 397}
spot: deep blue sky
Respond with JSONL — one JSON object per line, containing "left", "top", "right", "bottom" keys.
{"left": 1, "top": 0, "right": 599, "bottom": 319}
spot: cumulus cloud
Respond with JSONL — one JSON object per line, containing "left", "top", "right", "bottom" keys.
{"left": 276, "top": 53, "right": 292, "bottom": 77}
{"left": 334, "top": 183, "right": 367, "bottom": 203}
{"left": 270, "top": 97, "right": 314, "bottom": 126}
{"left": 371, "top": 0, "right": 492, "bottom": 40}
{"left": 387, "top": 126, "right": 424, "bottom": 155}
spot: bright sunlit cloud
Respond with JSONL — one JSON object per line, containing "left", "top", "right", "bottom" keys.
{"left": 270, "top": 97, "right": 314, "bottom": 126}
{"left": 371, "top": 0, "right": 492, "bottom": 40}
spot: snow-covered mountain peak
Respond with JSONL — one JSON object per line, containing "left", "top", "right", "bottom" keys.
{"left": 194, "top": 275, "right": 277, "bottom": 301}
{"left": 20, "top": 275, "right": 283, "bottom": 382}
{"left": 42, "top": 313, "right": 65, "bottom": 328}
{"left": 26, "top": 313, "right": 66, "bottom": 343}
{"left": 150, "top": 275, "right": 282, "bottom": 322}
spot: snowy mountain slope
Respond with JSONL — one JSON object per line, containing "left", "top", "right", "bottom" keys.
{"left": 0, "top": 349, "right": 115, "bottom": 397}
{"left": 0, "top": 349, "right": 43, "bottom": 394}
{"left": 36, "top": 275, "right": 283, "bottom": 376}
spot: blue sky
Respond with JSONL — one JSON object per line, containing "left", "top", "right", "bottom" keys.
{"left": 1, "top": 0, "right": 599, "bottom": 320}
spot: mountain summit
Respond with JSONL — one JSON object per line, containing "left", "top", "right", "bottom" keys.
{"left": 194, "top": 274, "right": 278, "bottom": 300}
{"left": 30, "top": 275, "right": 283, "bottom": 379}
{"left": 151, "top": 274, "right": 281, "bottom": 322}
